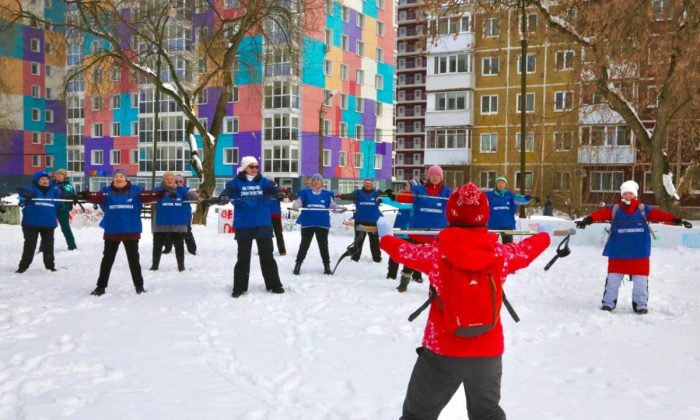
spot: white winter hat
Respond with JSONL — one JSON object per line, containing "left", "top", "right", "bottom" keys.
{"left": 620, "top": 180, "right": 639, "bottom": 197}
{"left": 238, "top": 156, "right": 259, "bottom": 173}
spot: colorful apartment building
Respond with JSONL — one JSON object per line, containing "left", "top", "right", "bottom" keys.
{"left": 0, "top": 0, "right": 67, "bottom": 193}
{"left": 1, "top": 0, "right": 395, "bottom": 194}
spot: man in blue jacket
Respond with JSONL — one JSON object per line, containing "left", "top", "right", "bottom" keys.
{"left": 338, "top": 178, "right": 383, "bottom": 263}
{"left": 485, "top": 175, "right": 531, "bottom": 244}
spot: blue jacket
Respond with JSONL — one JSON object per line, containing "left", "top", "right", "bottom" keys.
{"left": 154, "top": 186, "right": 192, "bottom": 226}
{"left": 296, "top": 189, "right": 335, "bottom": 229}
{"left": 99, "top": 184, "right": 144, "bottom": 234}
{"left": 222, "top": 172, "right": 279, "bottom": 229}
{"left": 19, "top": 183, "right": 61, "bottom": 228}
{"left": 486, "top": 189, "right": 530, "bottom": 230}
{"left": 603, "top": 205, "right": 652, "bottom": 259}
{"left": 411, "top": 184, "right": 452, "bottom": 230}
{"left": 51, "top": 181, "right": 74, "bottom": 214}
{"left": 352, "top": 189, "right": 382, "bottom": 224}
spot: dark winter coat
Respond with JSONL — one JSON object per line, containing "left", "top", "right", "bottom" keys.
{"left": 380, "top": 228, "right": 550, "bottom": 357}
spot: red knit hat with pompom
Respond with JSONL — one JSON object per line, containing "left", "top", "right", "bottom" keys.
{"left": 446, "top": 182, "right": 490, "bottom": 227}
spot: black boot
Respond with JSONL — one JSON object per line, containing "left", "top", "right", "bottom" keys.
{"left": 135, "top": 286, "right": 146, "bottom": 294}
{"left": 323, "top": 262, "right": 332, "bottom": 275}
{"left": 91, "top": 286, "right": 106, "bottom": 296}
{"left": 293, "top": 261, "right": 302, "bottom": 275}
{"left": 397, "top": 273, "right": 411, "bottom": 293}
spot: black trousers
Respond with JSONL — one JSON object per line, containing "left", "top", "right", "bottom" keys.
{"left": 351, "top": 224, "right": 382, "bottom": 262}
{"left": 97, "top": 240, "right": 144, "bottom": 289}
{"left": 152, "top": 232, "right": 185, "bottom": 270}
{"left": 19, "top": 226, "right": 55, "bottom": 270}
{"left": 271, "top": 217, "right": 286, "bottom": 254}
{"left": 233, "top": 238, "right": 283, "bottom": 294}
{"left": 500, "top": 234, "right": 513, "bottom": 244}
{"left": 387, "top": 257, "right": 422, "bottom": 280}
{"left": 295, "top": 227, "right": 330, "bottom": 264}
{"left": 184, "top": 223, "right": 197, "bottom": 254}
{"left": 401, "top": 348, "right": 505, "bottom": 420}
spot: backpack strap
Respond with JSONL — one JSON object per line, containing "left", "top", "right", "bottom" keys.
{"left": 501, "top": 292, "right": 520, "bottom": 323}
{"left": 408, "top": 286, "right": 443, "bottom": 322}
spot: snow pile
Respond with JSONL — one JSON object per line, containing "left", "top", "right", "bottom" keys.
{"left": 1, "top": 212, "right": 700, "bottom": 419}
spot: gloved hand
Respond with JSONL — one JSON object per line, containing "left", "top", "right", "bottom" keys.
{"left": 408, "top": 179, "right": 421, "bottom": 188}
{"left": 77, "top": 191, "right": 89, "bottom": 200}
{"left": 276, "top": 191, "right": 286, "bottom": 200}
{"left": 19, "top": 189, "right": 35, "bottom": 199}
{"left": 376, "top": 217, "right": 393, "bottom": 238}
{"left": 673, "top": 218, "right": 693, "bottom": 229}
{"left": 575, "top": 216, "right": 593, "bottom": 229}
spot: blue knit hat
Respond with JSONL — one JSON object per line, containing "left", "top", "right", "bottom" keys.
{"left": 33, "top": 171, "right": 50, "bottom": 182}
{"left": 311, "top": 173, "right": 324, "bottom": 182}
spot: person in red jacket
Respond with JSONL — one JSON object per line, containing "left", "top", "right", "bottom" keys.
{"left": 575, "top": 180, "right": 692, "bottom": 314}
{"left": 378, "top": 182, "right": 550, "bottom": 420}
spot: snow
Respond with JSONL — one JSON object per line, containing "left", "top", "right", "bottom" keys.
{"left": 188, "top": 133, "right": 204, "bottom": 174}
{"left": 2, "top": 211, "right": 700, "bottom": 419}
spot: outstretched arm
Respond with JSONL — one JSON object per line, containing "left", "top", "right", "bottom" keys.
{"left": 496, "top": 232, "right": 551, "bottom": 278}
{"left": 380, "top": 236, "right": 437, "bottom": 276}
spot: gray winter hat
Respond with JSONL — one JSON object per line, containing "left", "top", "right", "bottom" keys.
{"left": 311, "top": 173, "right": 324, "bottom": 182}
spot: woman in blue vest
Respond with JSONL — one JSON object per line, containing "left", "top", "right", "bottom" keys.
{"left": 485, "top": 175, "right": 531, "bottom": 244}
{"left": 292, "top": 173, "right": 340, "bottom": 275}
{"left": 214, "top": 156, "right": 284, "bottom": 298}
{"left": 15, "top": 171, "right": 66, "bottom": 273}
{"left": 80, "top": 169, "right": 161, "bottom": 296}
{"left": 150, "top": 172, "right": 199, "bottom": 272}
{"left": 338, "top": 178, "right": 383, "bottom": 263}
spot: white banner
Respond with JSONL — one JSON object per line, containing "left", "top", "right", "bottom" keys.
{"left": 217, "top": 208, "right": 234, "bottom": 234}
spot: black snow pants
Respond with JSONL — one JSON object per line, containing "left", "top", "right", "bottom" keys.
{"left": 97, "top": 240, "right": 144, "bottom": 290}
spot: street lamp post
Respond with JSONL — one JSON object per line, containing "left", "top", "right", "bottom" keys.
{"left": 518, "top": 0, "right": 528, "bottom": 219}
{"left": 318, "top": 91, "right": 335, "bottom": 175}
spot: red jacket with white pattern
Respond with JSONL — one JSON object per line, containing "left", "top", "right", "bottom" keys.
{"left": 380, "top": 228, "right": 550, "bottom": 357}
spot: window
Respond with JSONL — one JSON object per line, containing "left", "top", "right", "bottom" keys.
{"left": 224, "top": 117, "right": 239, "bottom": 133}
{"left": 263, "top": 114, "right": 299, "bottom": 141}
{"left": 483, "top": 18, "right": 500, "bottom": 37}
{"left": 323, "top": 90, "right": 333, "bottom": 106}
{"left": 223, "top": 147, "right": 239, "bottom": 165}
{"left": 375, "top": 75, "right": 384, "bottom": 89}
{"left": 647, "top": 85, "right": 658, "bottom": 108}
{"left": 322, "top": 119, "right": 331, "bottom": 136}
{"left": 356, "top": 70, "right": 364, "bottom": 84}
{"left": 434, "top": 53, "right": 473, "bottom": 74}
{"left": 355, "top": 98, "right": 364, "bottom": 113}
{"left": 374, "top": 128, "right": 381, "bottom": 141}
{"left": 32, "top": 132, "right": 41, "bottom": 144}
{"left": 515, "top": 132, "right": 535, "bottom": 152}
{"left": 396, "top": 169, "right": 404, "bottom": 179}
{"left": 325, "top": 0, "right": 333, "bottom": 15}
{"left": 45, "top": 133, "right": 53, "bottom": 145}
{"left": 32, "top": 155, "right": 41, "bottom": 167}
{"left": 355, "top": 124, "right": 364, "bottom": 140}
{"left": 45, "top": 87, "right": 53, "bottom": 99}
{"left": 341, "top": 6, "right": 348, "bottom": 21}
{"left": 516, "top": 93, "right": 535, "bottom": 113}
{"left": 31, "top": 85, "right": 40, "bottom": 98}
{"left": 112, "top": 122, "right": 121, "bottom": 136}
{"left": 435, "top": 91, "right": 471, "bottom": 111}
{"left": 112, "top": 95, "right": 121, "bottom": 109}
{"left": 554, "top": 91, "right": 573, "bottom": 111}
{"left": 482, "top": 56, "right": 499, "bottom": 75}
{"left": 515, "top": 171, "right": 534, "bottom": 191}
{"left": 427, "top": 129, "right": 470, "bottom": 149}
{"left": 340, "top": 94, "right": 348, "bottom": 109}
{"left": 31, "top": 108, "right": 40, "bottom": 121}
{"left": 31, "top": 38, "right": 40, "bottom": 52}
{"left": 516, "top": 53, "right": 536, "bottom": 74}
{"left": 481, "top": 95, "right": 498, "bottom": 114}
{"left": 354, "top": 152, "right": 363, "bottom": 168}
{"left": 45, "top": 154, "right": 54, "bottom": 168}
{"left": 554, "top": 131, "right": 573, "bottom": 151}
{"left": 374, "top": 155, "right": 382, "bottom": 169}
{"left": 356, "top": 13, "right": 365, "bottom": 28}
{"left": 112, "top": 67, "right": 121, "bottom": 81}
{"left": 338, "top": 151, "right": 347, "bottom": 167}
{"left": 375, "top": 102, "right": 383, "bottom": 116}
{"left": 93, "top": 123, "right": 104, "bottom": 137}
{"left": 264, "top": 81, "right": 299, "bottom": 109}
{"left": 356, "top": 41, "right": 364, "bottom": 56}
{"left": 643, "top": 171, "right": 654, "bottom": 193}
{"left": 377, "top": 21, "right": 384, "bottom": 36}
{"left": 323, "top": 149, "right": 331, "bottom": 167}
{"left": 110, "top": 149, "right": 121, "bottom": 165}
{"left": 91, "top": 150, "right": 104, "bottom": 165}
{"left": 339, "top": 122, "right": 348, "bottom": 137}
{"left": 652, "top": 0, "right": 671, "bottom": 20}
{"left": 480, "top": 171, "right": 497, "bottom": 189}
{"left": 340, "top": 64, "right": 348, "bottom": 80}
{"left": 341, "top": 35, "right": 349, "bottom": 51}
{"left": 324, "top": 59, "right": 332, "bottom": 75}
{"left": 197, "top": 89, "right": 208, "bottom": 104}
{"left": 555, "top": 50, "right": 574, "bottom": 71}
{"left": 131, "top": 93, "right": 139, "bottom": 108}
{"left": 325, "top": 29, "right": 332, "bottom": 45}
{"left": 45, "top": 41, "right": 52, "bottom": 53}
{"left": 480, "top": 133, "right": 498, "bottom": 152}
{"left": 132, "top": 121, "right": 138, "bottom": 136}
{"left": 526, "top": 13, "right": 537, "bottom": 32}
{"left": 224, "top": 0, "right": 239, "bottom": 7}
{"left": 92, "top": 97, "right": 102, "bottom": 111}
{"left": 45, "top": 65, "right": 52, "bottom": 77}
{"left": 31, "top": 62, "right": 40, "bottom": 75}
{"left": 590, "top": 171, "right": 624, "bottom": 192}
{"left": 554, "top": 172, "right": 570, "bottom": 191}
{"left": 131, "top": 149, "right": 139, "bottom": 165}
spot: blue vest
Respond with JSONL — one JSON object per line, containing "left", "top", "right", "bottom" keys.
{"left": 226, "top": 176, "right": 277, "bottom": 229}
{"left": 486, "top": 189, "right": 517, "bottom": 230}
{"left": 21, "top": 184, "right": 60, "bottom": 228}
{"left": 353, "top": 189, "right": 381, "bottom": 223}
{"left": 411, "top": 184, "right": 452, "bottom": 230}
{"left": 603, "top": 205, "right": 652, "bottom": 259}
{"left": 154, "top": 186, "right": 192, "bottom": 226}
{"left": 296, "top": 189, "right": 334, "bottom": 228}
{"left": 99, "top": 185, "right": 144, "bottom": 234}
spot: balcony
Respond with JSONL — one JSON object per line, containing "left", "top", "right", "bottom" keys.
{"left": 397, "top": 12, "right": 426, "bottom": 23}
{"left": 396, "top": 141, "right": 424, "bottom": 150}
{"left": 397, "top": 46, "right": 424, "bottom": 57}
{"left": 396, "top": 109, "right": 425, "bottom": 119}
{"left": 397, "top": 0, "right": 422, "bottom": 8}
{"left": 397, "top": 76, "right": 425, "bottom": 87}
{"left": 398, "top": 27, "right": 426, "bottom": 39}
{"left": 397, "top": 59, "right": 426, "bottom": 72}
{"left": 425, "top": 109, "right": 473, "bottom": 127}
{"left": 577, "top": 145, "right": 636, "bottom": 165}
{"left": 396, "top": 158, "right": 424, "bottom": 166}
{"left": 424, "top": 148, "right": 472, "bottom": 166}
{"left": 426, "top": 32, "right": 475, "bottom": 54}
{"left": 396, "top": 126, "right": 424, "bottom": 134}
{"left": 397, "top": 93, "right": 427, "bottom": 103}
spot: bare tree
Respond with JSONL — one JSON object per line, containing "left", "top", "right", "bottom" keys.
{"left": 1, "top": 0, "right": 321, "bottom": 223}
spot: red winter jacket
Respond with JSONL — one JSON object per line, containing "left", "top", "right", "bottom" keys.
{"left": 381, "top": 228, "right": 550, "bottom": 357}
{"left": 588, "top": 198, "right": 677, "bottom": 276}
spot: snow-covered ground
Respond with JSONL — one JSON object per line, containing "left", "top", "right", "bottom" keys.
{"left": 1, "top": 211, "right": 700, "bottom": 419}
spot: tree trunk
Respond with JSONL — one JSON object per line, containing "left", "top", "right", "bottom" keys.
{"left": 650, "top": 147, "right": 679, "bottom": 214}
{"left": 192, "top": 138, "right": 218, "bottom": 225}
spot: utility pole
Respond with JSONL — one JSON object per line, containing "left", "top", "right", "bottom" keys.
{"left": 519, "top": 0, "right": 528, "bottom": 219}
{"left": 318, "top": 91, "right": 334, "bottom": 176}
